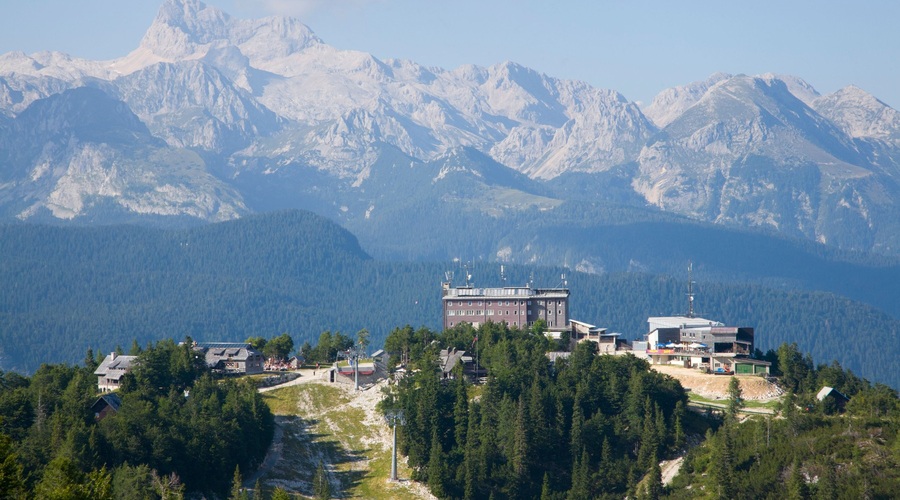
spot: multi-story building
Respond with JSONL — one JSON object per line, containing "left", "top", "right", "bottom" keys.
{"left": 193, "top": 342, "right": 265, "bottom": 375}
{"left": 441, "top": 282, "right": 570, "bottom": 332}
{"left": 638, "top": 315, "right": 769, "bottom": 374}
{"left": 94, "top": 352, "right": 138, "bottom": 392}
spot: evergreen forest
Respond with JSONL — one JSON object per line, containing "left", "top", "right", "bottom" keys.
{"left": 2, "top": 210, "right": 900, "bottom": 388}
{"left": 383, "top": 322, "right": 900, "bottom": 499}
{"left": 0, "top": 339, "right": 273, "bottom": 498}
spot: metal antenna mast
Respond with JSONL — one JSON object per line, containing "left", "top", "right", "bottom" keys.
{"left": 687, "top": 261, "right": 696, "bottom": 318}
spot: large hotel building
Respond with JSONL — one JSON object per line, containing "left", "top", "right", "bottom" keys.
{"left": 441, "top": 282, "right": 570, "bottom": 331}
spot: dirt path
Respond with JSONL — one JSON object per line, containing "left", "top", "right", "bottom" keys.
{"left": 660, "top": 456, "right": 684, "bottom": 486}
{"left": 250, "top": 372, "right": 436, "bottom": 499}
{"left": 257, "top": 368, "right": 323, "bottom": 393}
{"left": 244, "top": 369, "right": 324, "bottom": 489}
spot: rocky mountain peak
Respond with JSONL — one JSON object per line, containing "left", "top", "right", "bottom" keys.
{"left": 230, "top": 15, "right": 322, "bottom": 62}
{"left": 140, "top": 0, "right": 231, "bottom": 60}
{"left": 643, "top": 72, "right": 732, "bottom": 128}
{"left": 758, "top": 73, "right": 820, "bottom": 106}
{"left": 813, "top": 85, "right": 900, "bottom": 143}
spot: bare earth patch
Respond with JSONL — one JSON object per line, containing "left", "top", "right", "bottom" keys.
{"left": 253, "top": 372, "right": 436, "bottom": 499}
{"left": 650, "top": 365, "right": 783, "bottom": 401}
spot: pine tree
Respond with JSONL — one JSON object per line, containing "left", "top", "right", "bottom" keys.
{"left": 568, "top": 448, "right": 591, "bottom": 500}
{"left": 816, "top": 461, "right": 836, "bottom": 500}
{"left": 463, "top": 404, "right": 479, "bottom": 500}
{"left": 638, "top": 399, "right": 659, "bottom": 470}
{"left": 597, "top": 436, "right": 613, "bottom": 487}
{"left": 625, "top": 369, "right": 647, "bottom": 435}
{"left": 83, "top": 348, "right": 97, "bottom": 370}
{"left": 726, "top": 377, "right": 743, "bottom": 422}
{"left": 713, "top": 426, "right": 736, "bottom": 500}
{"left": 783, "top": 390, "right": 798, "bottom": 437}
{"left": 787, "top": 459, "right": 808, "bottom": 500}
{"left": 645, "top": 453, "right": 663, "bottom": 500}
{"left": 0, "top": 435, "right": 26, "bottom": 499}
{"left": 654, "top": 403, "right": 667, "bottom": 451}
{"left": 570, "top": 401, "right": 584, "bottom": 463}
{"left": 252, "top": 479, "right": 264, "bottom": 500}
{"left": 82, "top": 466, "right": 113, "bottom": 500}
{"left": 427, "top": 427, "right": 446, "bottom": 498}
{"left": 229, "top": 465, "right": 246, "bottom": 500}
{"left": 313, "top": 461, "right": 331, "bottom": 500}
{"left": 512, "top": 396, "right": 530, "bottom": 479}
{"left": 271, "top": 487, "right": 292, "bottom": 500}
{"left": 528, "top": 377, "right": 547, "bottom": 455}
{"left": 453, "top": 377, "right": 468, "bottom": 449}
{"left": 541, "top": 472, "right": 553, "bottom": 500}
{"left": 673, "top": 400, "right": 686, "bottom": 450}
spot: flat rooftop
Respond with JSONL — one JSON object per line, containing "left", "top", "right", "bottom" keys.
{"left": 648, "top": 316, "right": 724, "bottom": 330}
{"left": 443, "top": 285, "right": 568, "bottom": 299}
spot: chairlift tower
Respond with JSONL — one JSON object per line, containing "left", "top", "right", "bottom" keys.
{"left": 384, "top": 409, "right": 406, "bottom": 481}
{"left": 338, "top": 343, "right": 365, "bottom": 391}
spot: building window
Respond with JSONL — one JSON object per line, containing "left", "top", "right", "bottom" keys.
{"left": 527, "top": 309, "right": 531, "bottom": 315}
{"left": 468, "top": 301, "right": 472, "bottom": 306}
{"left": 527, "top": 301, "right": 532, "bottom": 306}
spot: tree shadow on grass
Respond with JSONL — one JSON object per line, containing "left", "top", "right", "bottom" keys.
{"left": 266, "top": 416, "right": 370, "bottom": 498}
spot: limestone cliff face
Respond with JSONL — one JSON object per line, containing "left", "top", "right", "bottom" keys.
{"left": 632, "top": 75, "right": 900, "bottom": 253}
{"left": 1, "top": 0, "right": 900, "bottom": 256}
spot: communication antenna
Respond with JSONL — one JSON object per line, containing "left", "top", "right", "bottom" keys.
{"left": 462, "top": 260, "right": 474, "bottom": 287}
{"left": 529, "top": 271, "right": 535, "bottom": 288}
{"left": 687, "top": 261, "right": 696, "bottom": 318}
{"left": 500, "top": 265, "right": 506, "bottom": 284}
{"left": 444, "top": 270, "right": 454, "bottom": 285}
{"left": 561, "top": 273, "right": 567, "bottom": 288}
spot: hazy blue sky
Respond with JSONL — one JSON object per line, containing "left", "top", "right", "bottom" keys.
{"left": 1, "top": 0, "right": 897, "bottom": 107}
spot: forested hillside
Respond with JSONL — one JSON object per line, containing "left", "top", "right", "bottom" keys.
{"left": 383, "top": 322, "right": 900, "bottom": 499}
{"left": 384, "top": 322, "right": 688, "bottom": 499}
{"left": 1, "top": 210, "right": 899, "bottom": 387}
{"left": 0, "top": 340, "right": 273, "bottom": 497}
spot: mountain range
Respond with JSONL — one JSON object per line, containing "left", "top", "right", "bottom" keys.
{"left": 5, "top": 0, "right": 900, "bottom": 383}
{"left": 2, "top": 0, "right": 900, "bottom": 261}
